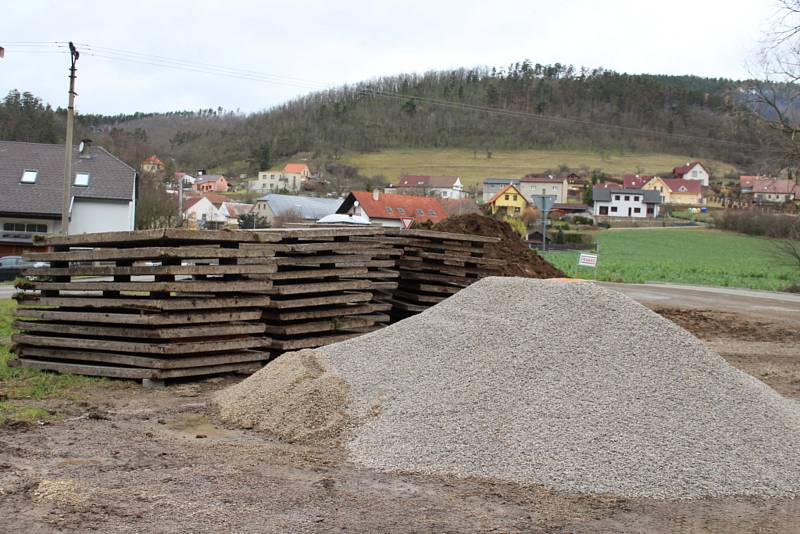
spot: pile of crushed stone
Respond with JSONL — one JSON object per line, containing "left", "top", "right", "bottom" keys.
{"left": 430, "top": 214, "right": 565, "bottom": 278}
{"left": 216, "top": 278, "right": 800, "bottom": 499}
{"left": 215, "top": 350, "right": 349, "bottom": 444}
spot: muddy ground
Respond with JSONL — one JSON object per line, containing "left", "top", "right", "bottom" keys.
{"left": 0, "top": 305, "right": 798, "bottom": 533}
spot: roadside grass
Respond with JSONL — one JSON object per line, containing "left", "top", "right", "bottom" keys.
{"left": 342, "top": 148, "right": 740, "bottom": 188}
{"left": 0, "top": 300, "right": 107, "bottom": 425}
{"left": 543, "top": 228, "right": 799, "bottom": 291}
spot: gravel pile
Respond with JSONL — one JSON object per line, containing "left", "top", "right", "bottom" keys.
{"left": 317, "top": 278, "right": 800, "bottom": 499}
{"left": 215, "top": 349, "right": 349, "bottom": 444}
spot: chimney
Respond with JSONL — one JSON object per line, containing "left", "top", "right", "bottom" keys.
{"left": 372, "top": 188, "right": 380, "bottom": 201}
{"left": 78, "top": 138, "right": 92, "bottom": 158}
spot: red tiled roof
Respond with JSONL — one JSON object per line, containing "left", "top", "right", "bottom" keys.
{"left": 144, "top": 155, "right": 163, "bottom": 166}
{"left": 672, "top": 161, "right": 709, "bottom": 178}
{"left": 283, "top": 163, "right": 309, "bottom": 174}
{"left": 622, "top": 175, "right": 652, "bottom": 189}
{"left": 595, "top": 181, "right": 622, "bottom": 189}
{"left": 185, "top": 192, "right": 227, "bottom": 206}
{"left": 487, "top": 183, "right": 528, "bottom": 205}
{"left": 348, "top": 191, "right": 446, "bottom": 223}
{"left": 659, "top": 178, "right": 702, "bottom": 194}
{"left": 753, "top": 179, "right": 797, "bottom": 194}
{"left": 395, "top": 175, "right": 459, "bottom": 188}
{"left": 740, "top": 175, "right": 768, "bottom": 188}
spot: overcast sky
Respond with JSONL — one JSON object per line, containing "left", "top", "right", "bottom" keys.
{"left": 0, "top": 0, "right": 780, "bottom": 115}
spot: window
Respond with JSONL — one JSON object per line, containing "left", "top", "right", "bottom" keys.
{"left": 429, "top": 209, "right": 437, "bottom": 216}
{"left": 21, "top": 169, "right": 38, "bottom": 184}
{"left": 74, "top": 172, "right": 90, "bottom": 186}
{"left": 512, "top": 194, "right": 518, "bottom": 201}
{"left": 610, "top": 206, "right": 618, "bottom": 213}
{"left": 633, "top": 196, "right": 639, "bottom": 201}
{"left": 691, "top": 170, "right": 698, "bottom": 177}
{"left": 415, "top": 208, "right": 424, "bottom": 216}
{"left": 385, "top": 206, "right": 393, "bottom": 214}
{"left": 599, "top": 206, "right": 609, "bottom": 215}
{"left": 397, "top": 207, "right": 406, "bottom": 214}
{"left": 614, "top": 195, "right": 620, "bottom": 201}
{"left": 505, "top": 194, "right": 510, "bottom": 201}
{"left": 624, "top": 195, "right": 630, "bottom": 201}
{"left": 2, "top": 222, "right": 46, "bottom": 233}
{"left": 634, "top": 207, "right": 641, "bottom": 214}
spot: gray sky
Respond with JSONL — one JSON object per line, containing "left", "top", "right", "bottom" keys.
{"left": 0, "top": 0, "right": 778, "bottom": 115}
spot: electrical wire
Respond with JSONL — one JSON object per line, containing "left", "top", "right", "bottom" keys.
{"left": 0, "top": 40, "right": 781, "bottom": 154}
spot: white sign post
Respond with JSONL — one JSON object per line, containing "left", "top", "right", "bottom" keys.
{"left": 576, "top": 251, "right": 599, "bottom": 279}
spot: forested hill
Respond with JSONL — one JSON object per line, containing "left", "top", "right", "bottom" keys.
{"left": 0, "top": 62, "right": 783, "bottom": 172}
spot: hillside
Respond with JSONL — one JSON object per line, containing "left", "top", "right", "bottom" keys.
{"left": 342, "top": 148, "right": 741, "bottom": 188}
{"left": 0, "top": 62, "right": 787, "bottom": 175}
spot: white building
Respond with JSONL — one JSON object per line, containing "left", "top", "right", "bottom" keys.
{"left": 250, "top": 163, "right": 311, "bottom": 194}
{"left": 183, "top": 196, "right": 226, "bottom": 228}
{"left": 253, "top": 194, "right": 342, "bottom": 224}
{"left": 0, "top": 140, "right": 136, "bottom": 255}
{"left": 592, "top": 188, "right": 661, "bottom": 218}
{"left": 672, "top": 161, "right": 710, "bottom": 187}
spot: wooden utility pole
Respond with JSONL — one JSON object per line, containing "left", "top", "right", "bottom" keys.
{"left": 61, "top": 42, "right": 79, "bottom": 234}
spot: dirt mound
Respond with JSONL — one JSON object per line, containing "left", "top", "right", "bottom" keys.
{"left": 431, "top": 214, "right": 564, "bottom": 278}
{"left": 214, "top": 349, "right": 349, "bottom": 444}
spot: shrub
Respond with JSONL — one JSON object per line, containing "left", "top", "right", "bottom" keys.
{"left": 715, "top": 211, "right": 800, "bottom": 239}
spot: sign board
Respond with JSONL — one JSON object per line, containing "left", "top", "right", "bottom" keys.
{"left": 577, "top": 253, "right": 598, "bottom": 268}
{"left": 531, "top": 195, "right": 557, "bottom": 213}
{"left": 400, "top": 217, "right": 415, "bottom": 229}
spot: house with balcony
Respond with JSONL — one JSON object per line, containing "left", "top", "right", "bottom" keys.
{"left": 0, "top": 140, "right": 137, "bottom": 255}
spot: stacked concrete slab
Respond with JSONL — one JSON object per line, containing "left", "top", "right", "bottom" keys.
{"left": 254, "top": 227, "right": 400, "bottom": 351}
{"left": 11, "top": 229, "right": 278, "bottom": 381}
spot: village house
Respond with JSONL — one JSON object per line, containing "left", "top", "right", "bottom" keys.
{"left": 0, "top": 140, "right": 137, "bottom": 255}
{"left": 592, "top": 188, "right": 661, "bottom": 218}
{"left": 485, "top": 184, "right": 531, "bottom": 218}
{"left": 336, "top": 190, "right": 446, "bottom": 228}
{"left": 183, "top": 196, "right": 227, "bottom": 228}
{"left": 194, "top": 174, "right": 228, "bottom": 193}
{"left": 753, "top": 179, "right": 798, "bottom": 204}
{"left": 219, "top": 201, "right": 254, "bottom": 227}
{"left": 642, "top": 177, "right": 703, "bottom": 205}
{"left": 738, "top": 175, "right": 767, "bottom": 193}
{"left": 519, "top": 175, "right": 569, "bottom": 204}
{"left": 141, "top": 155, "right": 164, "bottom": 174}
{"left": 482, "top": 178, "right": 519, "bottom": 203}
{"left": 672, "top": 161, "right": 710, "bottom": 186}
{"left": 251, "top": 163, "right": 311, "bottom": 194}
{"left": 387, "top": 175, "right": 465, "bottom": 199}
{"left": 254, "top": 194, "right": 342, "bottom": 225}
{"left": 622, "top": 175, "right": 652, "bottom": 189}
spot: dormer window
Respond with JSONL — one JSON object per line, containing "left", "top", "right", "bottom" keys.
{"left": 74, "top": 172, "right": 90, "bottom": 186}
{"left": 21, "top": 169, "right": 37, "bottom": 184}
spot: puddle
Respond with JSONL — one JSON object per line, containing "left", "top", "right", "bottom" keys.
{"left": 167, "top": 414, "right": 230, "bottom": 439}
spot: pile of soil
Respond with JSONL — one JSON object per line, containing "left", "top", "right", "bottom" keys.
{"left": 430, "top": 214, "right": 565, "bottom": 278}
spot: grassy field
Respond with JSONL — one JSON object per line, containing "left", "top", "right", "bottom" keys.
{"left": 0, "top": 300, "right": 105, "bottom": 425}
{"left": 342, "top": 149, "right": 740, "bottom": 188}
{"left": 543, "top": 229, "right": 799, "bottom": 291}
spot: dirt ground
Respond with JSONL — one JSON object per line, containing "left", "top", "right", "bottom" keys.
{"left": 1, "top": 305, "right": 798, "bottom": 533}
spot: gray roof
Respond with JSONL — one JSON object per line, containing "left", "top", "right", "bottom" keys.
{"left": 484, "top": 177, "right": 519, "bottom": 185}
{"left": 196, "top": 174, "right": 224, "bottom": 184}
{"left": 258, "top": 193, "right": 343, "bottom": 220}
{"left": 592, "top": 188, "right": 662, "bottom": 203}
{"left": 0, "top": 141, "right": 136, "bottom": 218}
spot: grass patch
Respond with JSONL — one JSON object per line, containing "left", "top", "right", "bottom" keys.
{"left": 342, "top": 148, "right": 740, "bottom": 188}
{"left": 543, "top": 228, "right": 799, "bottom": 291}
{"left": 0, "top": 300, "right": 106, "bottom": 425}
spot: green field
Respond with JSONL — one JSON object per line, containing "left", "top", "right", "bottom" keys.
{"left": 0, "top": 300, "right": 106, "bottom": 425}
{"left": 543, "top": 229, "right": 799, "bottom": 291}
{"left": 342, "top": 149, "right": 739, "bottom": 188}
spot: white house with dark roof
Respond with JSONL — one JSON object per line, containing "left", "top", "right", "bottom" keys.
{"left": 592, "top": 188, "right": 661, "bottom": 218}
{"left": 0, "top": 140, "right": 137, "bottom": 255}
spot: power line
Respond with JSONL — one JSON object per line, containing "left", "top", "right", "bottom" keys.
{"left": 1, "top": 41, "right": 782, "bottom": 154}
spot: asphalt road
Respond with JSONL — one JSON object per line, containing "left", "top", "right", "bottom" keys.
{"left": 0, "top": 284, "right": 15, "bottom": 300}
{"left": 598, "top": 282, "right": 800, "bottom": 322}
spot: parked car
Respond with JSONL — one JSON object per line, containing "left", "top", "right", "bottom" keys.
{"left": 0, "top": 255, "right": 48, "bottom": 281}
